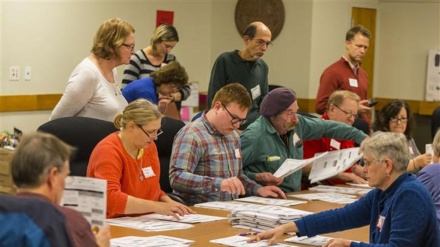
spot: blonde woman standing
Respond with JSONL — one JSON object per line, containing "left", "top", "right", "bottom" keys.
{"left": 50, "top": 18, "right": 134, "bottom": 122}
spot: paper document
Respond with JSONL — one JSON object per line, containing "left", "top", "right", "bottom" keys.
{"left": 273, "top": 152, "right": 328, "bottom": 178}
{"left": 309, "top": 185, "right": 372, "bottom": 195}
{"left": 285, "top": 235, "right": 334, "bottom": 246}
{"left": 210, "top": 235, "right": 294, "bottom": 247}
{"left": 61, "top": 176, "right": 107, "bottom": 231}
{"left": 308, "top": 148, "right": 363, "bottom": 183}
{"left": 289, "top": 192, "right": 357, "bottom": 204}
{"left": 234, "top": 196, "right": 307, "bottom": 206}
{"left": 107, "top": 217, "right": 193, "bottom": 232}
{"left": 111, "top": 235, "right": 194, "bottom": 247}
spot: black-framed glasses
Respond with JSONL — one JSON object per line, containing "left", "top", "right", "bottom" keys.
{"left": 332, "top": 104, "right": 357, "bottom": 119}
{"left": 137, "top": 124, "right": 163, "bottom": 139}
{"left": 390, "top": 117, "right": 408, "bottom": 123}
{"left": 220, "top": 102, "right": 247, "bottom": 126}
{"left": 122, "top": 43, "right": 135, "bottom": 51}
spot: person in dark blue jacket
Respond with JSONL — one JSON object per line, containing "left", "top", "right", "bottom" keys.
{"left": 249, "top": 132, "right": 440, "bottom": 247}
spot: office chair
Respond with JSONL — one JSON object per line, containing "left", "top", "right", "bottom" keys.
{"left": 155, "top": 117, "right": 187, "bottom": 204}
{"left": 37, "top": 117, "right": 117, "bottom": 176}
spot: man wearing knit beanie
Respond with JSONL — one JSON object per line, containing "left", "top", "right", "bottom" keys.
{"left": 241, "top": 87, "right": 369, "bottom": 193}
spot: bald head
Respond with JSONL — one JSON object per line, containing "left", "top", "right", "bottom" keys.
{"left": 243, "top": 21, "right": 271, "bottom": 39}
{"left": 241, "top": 21, "right": 272, "bottom": 61}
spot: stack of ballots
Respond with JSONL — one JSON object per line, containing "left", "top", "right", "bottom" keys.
{"left": 228, "top": 206, "right": 312, "bottom": 232}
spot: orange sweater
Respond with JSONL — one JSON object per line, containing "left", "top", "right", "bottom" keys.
{"left": 87, "top": 132, "right": 165, "bottom": 218}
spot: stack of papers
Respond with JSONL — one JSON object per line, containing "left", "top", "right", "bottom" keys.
{"left": 309, "top": 185, "right": 372, "bottom": 196}
{"left": 107, "top": 213, "right": 225, "bottom": 232}
{"left": 234, "top": 196, "right": 307, "bottom": 206}
{"left": 111, "top": 235, "right": 194, "bottom": 247}
{"left": 289, "top": 192, "right": 358, "bottom": 204}
{"left": 228, "top": 207, "right": 313, "bottom": 232}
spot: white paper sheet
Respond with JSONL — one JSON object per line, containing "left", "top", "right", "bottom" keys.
{"left": 210, "top": 235, "right": 296, "bottom": 247}
{"left": 61, "top": 176, "right": 107, "bottom": 230}
{"left": 309, "top": 185, "right": 372, "bottom": 196}
{"left": 273, "top": 152, "right": 328, "bottom": 178}
{"left": 111, "top": 235, "right": 194, "bottom": 247}
{"left": 288, "top": 192, "right": 357, "bottom": 204}
{"left": 308, "top": 148, "right": 363, "bottom": 183}
{"left": 107, "top": 218, "right": 193, "bottom": 232}
{"left": 234, "top": 196, "right": 307, "bottom": 206}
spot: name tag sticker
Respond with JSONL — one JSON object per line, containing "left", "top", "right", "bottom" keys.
{"left": 349, "top": 78, "right": 358, "bottom": 87}
{"left": 235, "top": 148, "right": 242, "bottom": 159}
{"left": 142, "top": 167, "right": 155, "bottom": 178}
{"left": 250, "top": 85, "right": 261, "bottom": 100}
{"left": 330, "top": 139, "right": 341, "bottom": 150}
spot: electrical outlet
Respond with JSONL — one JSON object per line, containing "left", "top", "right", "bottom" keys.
{"left": 9, "top": 66, "right": 20, "bottom": 81}
{"left": 24, "top": 66, "right": 31, "bottom": 81}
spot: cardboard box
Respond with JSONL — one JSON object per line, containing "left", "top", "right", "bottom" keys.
{"left": 0, "top": 148, "right": 15, "bottom": 192}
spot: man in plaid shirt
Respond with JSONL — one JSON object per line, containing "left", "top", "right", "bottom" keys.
{"left": 170, "top": 83, "right": 286, "bottom": 205}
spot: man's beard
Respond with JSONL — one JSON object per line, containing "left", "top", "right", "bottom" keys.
{"left": 285, "top": 120, "right": 298, "bottom": 130}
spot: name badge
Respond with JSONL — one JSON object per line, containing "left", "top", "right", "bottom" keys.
{"left": 409, "top": 146, "right": 414, "bottom": 155}
{"left": 330, "top": 139, "right": 341, "bottom": 150}
{"left": 349, "top": 78, "right": 358, "bottom": 87}
{"left": 293, "top": 133, "right": 301, "bottom": 147}
{"left": 376, "top": 215, "right": 386, "bottom": 232}
{"left": 142, "top": 167, "right": 156, "bottom": 178}
{"left": 250, "top": 85, "right": 261, "bottom": 100}
{"left": 235, "top": 148, "right": 242, "bottom": 159}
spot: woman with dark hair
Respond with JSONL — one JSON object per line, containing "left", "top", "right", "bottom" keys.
{"left": 372, "top": 99, "right": 432, "bottom": 173}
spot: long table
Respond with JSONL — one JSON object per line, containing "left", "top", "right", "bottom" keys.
{"left": 110, "top": 192, "right": 369, "bottom": 246}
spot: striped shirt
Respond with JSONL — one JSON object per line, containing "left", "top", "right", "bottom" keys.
{"left": 169, "top": 111, "right": 261, "bottom": 205}
{"left": 121, "top": 49, "right": 190, "bottom": 100}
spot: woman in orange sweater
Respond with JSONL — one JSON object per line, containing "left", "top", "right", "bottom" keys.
{"left": 87, "top": 99, "right": 193, "bottom": 218}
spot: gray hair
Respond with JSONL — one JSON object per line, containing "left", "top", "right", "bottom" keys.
{"left": 361, "top": 132, "right": 409, "bottom": 172}
{"left": 433, "top": 129, "right": 440, "bottom": 157}
{"left": 11, "top": 132, "right": 74, "bottom": 188}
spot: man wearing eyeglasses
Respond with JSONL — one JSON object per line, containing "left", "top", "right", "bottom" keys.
{"left": 302, "top": 90, "right": 367, "bottom": 187}
{"left": 241, "top": 87, "right": 368, "bottom": 193}
{"left": 207, "top": 21, "right": 272, "bottom": 130}
{"left": 170, "top": 83, "right": 286, "bottom": 206}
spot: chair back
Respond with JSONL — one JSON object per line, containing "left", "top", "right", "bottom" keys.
{"left": 155, "top": 117, "right": 185, "bottom": 193}
{"left": 37, "top": 117, "right": 117, "bottom": 176}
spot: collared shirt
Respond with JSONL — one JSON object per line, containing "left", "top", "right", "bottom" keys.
{"left": 169, "top": 111, "right": 261, "bottom": 205}
{"left": 342, "top": 56, "right": 360, "bottom": 75}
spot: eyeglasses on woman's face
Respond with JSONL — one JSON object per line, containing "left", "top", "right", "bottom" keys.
{"left": 390, "top": 117, "right": 408, "bottom": 124}
{"left": 122, "top": 43, "right": 135, "bottom": 51}
{"left": 137, "top": 124, "right": 163, "bottom": 139}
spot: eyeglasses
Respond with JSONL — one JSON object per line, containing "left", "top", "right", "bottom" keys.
{"left": 390, "top": 117, "right": 408, "bottom": 123}
{"left": 332, "top": 104, "right": 357, "bottom": 119}
{"left": 254, "top": 39, "right": 273, "bottom": 48}
{"left": 362, "top": 158, "right": 384, "bottom": 167}
{"left": 220, "top": 102, "right": 247, "bottom": 126}
{"left": 122, "top": 43, "right": 135, "bottom": 51}
{"left": 137, "top": 124, "right": 163, "bottom": 139}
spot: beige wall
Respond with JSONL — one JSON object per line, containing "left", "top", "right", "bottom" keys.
{"left": 1, "top": 0, "right": 439, "bottom": 133}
